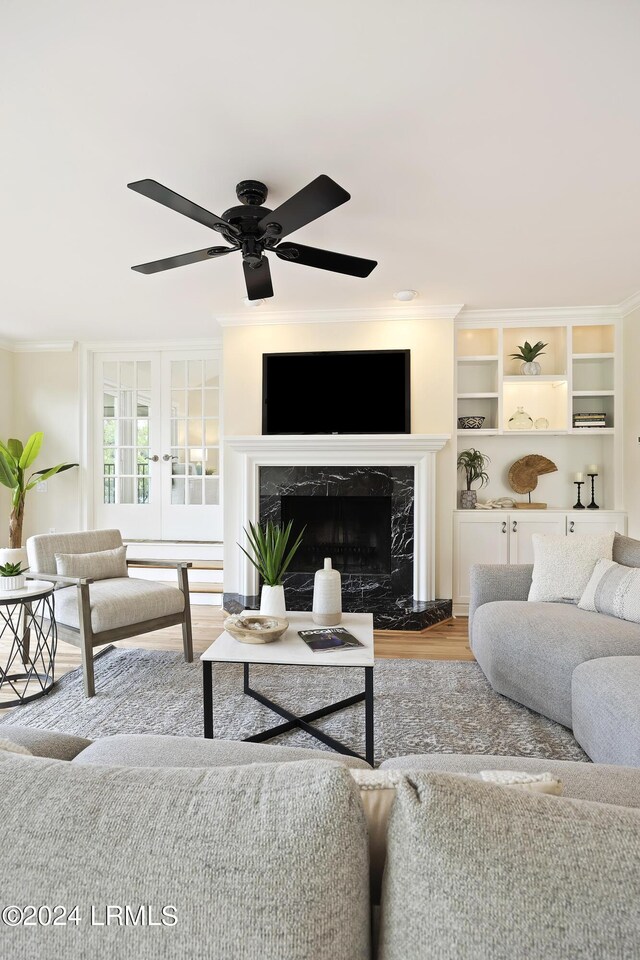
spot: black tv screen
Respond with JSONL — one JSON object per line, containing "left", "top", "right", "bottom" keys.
{"left": 262, "top": 350, "right": 411, "bottom": 434}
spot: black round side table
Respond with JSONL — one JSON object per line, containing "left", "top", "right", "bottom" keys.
{"left": 0, "top": 581, "right": 57, "bottom": 707}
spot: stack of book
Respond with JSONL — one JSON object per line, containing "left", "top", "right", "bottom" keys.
{"left": 573, "top": 412, "right": 607, "bottom": 428}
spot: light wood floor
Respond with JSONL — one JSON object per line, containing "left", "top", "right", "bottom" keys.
{"left": 0, "top": 607, "right": 472, "bottom": 709}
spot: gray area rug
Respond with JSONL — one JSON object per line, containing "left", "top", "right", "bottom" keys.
{"left": 0, "top": 647, "right": 588, "bottom": 765}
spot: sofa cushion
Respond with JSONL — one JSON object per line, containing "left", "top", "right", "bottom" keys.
{"left": 0, "top": 754, "right": 370, "bottom": 960}
{"left": 55, "top": 545, "right": 128, "bottom": 581}
{"left": 528, "top": 532, "right": 614, "bottom": 603}
{"left": 379, "top": 753, "right": 640, "bottom": 808}
{"left": 73, "top": 733, "right": 371, "bottom": 770}
{"left": 378, "top": 772, "right": 640, "bottom": 960}
{"left": 54, "top": 577, "right": 185, "bottom": 633}
{"left": 0, "top": 724, "right": 92, "bottom": 759}
{"left": 579, "top": 557, "right": 640, "bottom": 623}
{"left": 27, "top": 529, "right": 123, "bottom": 576}
{"left": 572, "top": 657, "right": 640, "bottom": 767}
{"left": 613, "top": 531, "right": 640, "bottom": 567}
{"left": 472, "top": 599, "right": 640, "bottom": 726}
{"left": 0, "top": 738, "right": 32, "bottom": 756}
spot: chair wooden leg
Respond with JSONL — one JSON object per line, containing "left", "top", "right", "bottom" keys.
{"left": 21, "top": 601, "right": 31, "bottom": 665}
{"left": 178, "top": 564, "right": 193, "bottom": 663}
{"left": 78, "top": 582, "right": 96, "bottom": 697}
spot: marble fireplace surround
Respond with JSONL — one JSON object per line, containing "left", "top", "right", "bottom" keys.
{"left": 223, "top": 435, "right": 450, "bottom": 628}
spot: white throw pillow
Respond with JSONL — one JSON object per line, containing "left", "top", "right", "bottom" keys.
{"left": 55, "top": 545, "right": 128, "bottom": 581}
{"left": 579, "top": 557, "right": 640, "bottom": 624}
{"left": 528, "top": 532, "right": 614, "bottom": 603}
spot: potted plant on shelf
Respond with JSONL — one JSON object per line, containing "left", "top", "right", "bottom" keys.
{"left": 238, "top": 520, "right": 305, "bottom": 617}
{"left": 509, "top": 340, "right": 548, "bottom": 376}
{"left": 457, "top": 448, "right": 491, "bottom": 509}
{"left": 0, "top": 560, "right": 28, "bottom": 592}
{"left": 0, "top": 433, "right": 78, "bottom": 568}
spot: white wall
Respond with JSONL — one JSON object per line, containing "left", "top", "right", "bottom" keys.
{"left": 624, "top": 307, "right": 640, "bottom": 537}
{"left": 11, "top": 348, "right": 81, "bottom": 541}
{"left": 223, "top": 319, "right": 455, "bottom": 597}
{"left": 0, "top": 349, "right": 14, "bottom": 546}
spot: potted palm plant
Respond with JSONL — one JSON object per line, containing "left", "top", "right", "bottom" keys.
{"left": 0, "top": 433, "right": 78, "bottom": 567}
{"left": 238, "top": 520, "right": 305, "bottom": 617}
{"left": 509, "top": 340, "right": 548, "bottom": 375}
{"left": 457, "top": 448, "right": 490, "bottom": 509}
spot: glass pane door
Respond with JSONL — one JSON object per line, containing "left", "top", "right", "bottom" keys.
{"left": 161, "top": 352, "right": 222, "bottom": 541}
{"left": 94, "top": 353, "right": 162, "bottom": 539}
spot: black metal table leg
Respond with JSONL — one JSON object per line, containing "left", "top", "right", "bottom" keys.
{"left": 203, "top": 660, "right": 213, "bottom": 739}
{"left": 365, "top": 666, "right": 374, "bottom": 766}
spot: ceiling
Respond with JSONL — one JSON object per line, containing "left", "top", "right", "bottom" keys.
{"left": 1, "top": 0, "right": 639, "bottom": 342}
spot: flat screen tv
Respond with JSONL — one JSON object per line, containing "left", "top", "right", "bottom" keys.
{"left": 262, "top": 350, "right": 411, "bottom": 434}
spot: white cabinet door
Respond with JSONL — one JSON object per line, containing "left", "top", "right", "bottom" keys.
{"left": 567, "top": 513, "right": 627, "bottom": 537}
{"left": 454, "top": 514, "right": 509, "bottom": 604}
{"left": 508, "top": 513, "right": 566, "bottom": 564}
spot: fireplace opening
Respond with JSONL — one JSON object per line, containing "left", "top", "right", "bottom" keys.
{"left": 280, "top": 495, "right": 392, "bottom": 575}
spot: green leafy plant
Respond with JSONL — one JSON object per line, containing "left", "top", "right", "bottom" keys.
{"left": 457, "top": 448, "right": 491, "bottom": 491}
{"left": 0, "top": 433, "right": 78, "bottom": 549}
{"left": 238, "top": 520, "right": 305, "bottom": 587}
{"left": 0, "top": 561, "right": 27, "bottom": 577}
{"left": 509, "top": 340, "right": 548, "bottom": 363}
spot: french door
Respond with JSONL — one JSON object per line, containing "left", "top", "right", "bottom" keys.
{"left": 93, "top": 350, "right": 222, "bottom": 541}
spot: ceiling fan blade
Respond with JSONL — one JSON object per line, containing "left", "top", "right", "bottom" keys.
{"left": 131, "top": 245, "right": 235, "bottom": 275}
{"left": 275, "top": 242, "right": 377, "bottom": 278}
{"left": 127, "top": 179, "right": 239, "bottom": 236}
{"left": 258, "top": 175, "right": 350, "bottom": 240}
{"left": 243, "top": 256, "right": 274, "bottom": 300}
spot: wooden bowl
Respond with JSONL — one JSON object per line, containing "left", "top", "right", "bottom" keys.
{"left": 223, "top": 614, "right": 289, "bottom": 644}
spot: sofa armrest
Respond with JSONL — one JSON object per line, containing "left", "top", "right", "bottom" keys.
{"left": 468, "top": 564, "right": 533, "bottom": 644}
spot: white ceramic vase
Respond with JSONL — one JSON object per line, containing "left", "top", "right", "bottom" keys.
{"left": 0, "top": 574, "right": 25, "bottom": 592}
{"left": 260, "top": 584, "right": 287, "bottom": 618}
{"left": 0, "top": 547, "right": 28, "bottom": 569}
{"left": 521, "top": 361, "right": 541, "bottom": 376}
{"left": 312, "top": 558, "right": 342, "bottom": 626}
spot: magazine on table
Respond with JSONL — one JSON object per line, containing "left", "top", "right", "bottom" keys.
{"left": 298, "top": 626, "right": 365, "bottom": 653}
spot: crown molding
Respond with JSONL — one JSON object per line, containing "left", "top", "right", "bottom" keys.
{"left": 80, "top": 338, "right": 221, "bottom": 352}
{"left": 0, "top": 339, "right": 76, "bottom": 353}
{"left": 217, "top": 304, "right": 464, "bottom": 327}
{"left": 457, "top": 304, "right": 622, "bottom": 325}
{"left": 618, "top": 290, "right": 640, "bottom": 318}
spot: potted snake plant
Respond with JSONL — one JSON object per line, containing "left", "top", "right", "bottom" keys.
{"left": 238, "top": 520, "right": 305, "bottom": 617}
{"left": 457, "top": 448, "right": 491, "bottom": 509}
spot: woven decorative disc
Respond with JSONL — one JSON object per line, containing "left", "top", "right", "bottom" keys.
{"left": 508, "top": 455, "right": 558, "bottom": 495}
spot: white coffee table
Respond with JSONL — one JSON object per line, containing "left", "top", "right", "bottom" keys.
{"left": 201, "top": 611, "right": 375, "bottom": 765}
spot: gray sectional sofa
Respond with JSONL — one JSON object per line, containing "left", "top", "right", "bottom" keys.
{"left": 469, "top": 532, "right": 640, "bottom": 766}
{"left": 1, "top": 727, "right": 640, "bottom": 959}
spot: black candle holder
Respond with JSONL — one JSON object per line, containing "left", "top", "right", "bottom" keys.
{"left": 573, "top": 481, "right": 585, "bottom": 509}
{"left": 587, "top": 473, "right": 600, "bottom": 510}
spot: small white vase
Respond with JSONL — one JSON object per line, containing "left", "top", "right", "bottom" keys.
{"left": 260, "top": 584, "right": 286, "bottom": 618}
{"left": 312, "top": 558, "right": 342, "bottom": 626}
{"left": 0, "top": 574, "right": 25, "bottom": 592}
{"left": 0, "top": 547, "right": 28, "bottom": 569}
{"left": 520, "top": 361, "right": 541, "bottom": 376}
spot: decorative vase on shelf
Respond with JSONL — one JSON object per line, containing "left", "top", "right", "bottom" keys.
{"left": 260, "top": 584, "right": 287, "bottom": 618}
{"left": 459, "top": 490, "right": 477, "bottom": 510}
{"left": 312, "top": 558, "right": 342, "bottom": 626}
{"left": 534, "top": 417, "right": 549, "bottom": 430}
{"left": 520, "top": 361, "right": 541, "bottom": 376}
{"left": 508, "top": 406, "right": 534, "bottom": 430}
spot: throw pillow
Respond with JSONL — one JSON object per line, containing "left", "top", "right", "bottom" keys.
{"left": 0, "top": 738, "right": 32, "bottom": 757}
{"left": 613, "top": 531, "right": 640, "bottom": 568}
{"left": 378, "top": 773, "right": 640, "bottom": 960}
{"left": 528, "top": 532, "right": 614, "bottom": 603}
{"left": 55, "top": 545, "right": 128, "bottom": 581}
{"left": 579, "top": 557, "right": 640, "bottom": 624}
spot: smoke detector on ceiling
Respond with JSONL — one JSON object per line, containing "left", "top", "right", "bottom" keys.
{"left": 393, "top": 289, "right": 418, "bottom": 301}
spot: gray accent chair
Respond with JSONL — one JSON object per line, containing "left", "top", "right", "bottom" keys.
{"left": 26, "top": 530, "right": 193, "bottom": 698}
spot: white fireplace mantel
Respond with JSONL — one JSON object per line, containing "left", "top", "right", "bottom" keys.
{"left": 223, "top": 434, "right": 450, "bottom": 602}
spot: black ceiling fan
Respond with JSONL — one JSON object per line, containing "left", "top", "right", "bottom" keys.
{"left": 127, "top": 175, "right": 377, "bottom": 300}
